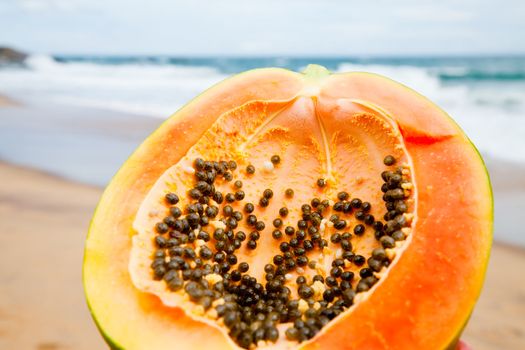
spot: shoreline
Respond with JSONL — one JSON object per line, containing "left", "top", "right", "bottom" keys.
{"left": 1, "top": 93, "right": 524, "bottom": 188}
{"left": 0, "top": 160, "right": 524, "bottom": 349}
{"left": 0, "top": 99, "right": 160, "bottom": 187}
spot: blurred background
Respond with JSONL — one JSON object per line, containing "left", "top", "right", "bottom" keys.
{"left": 0, "top": 0, "right": 524, "bottom": 349}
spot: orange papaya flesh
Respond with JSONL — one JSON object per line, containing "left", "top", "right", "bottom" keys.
{"left": 83, "top": 65, "right": 492, "bottom": 350}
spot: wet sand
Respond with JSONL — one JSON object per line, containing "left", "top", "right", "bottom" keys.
{"left": 0, "top": 161, "right": 524, "bottom": 349}
{"left": 0, "top": 94, "right": 19, "bottom": 107}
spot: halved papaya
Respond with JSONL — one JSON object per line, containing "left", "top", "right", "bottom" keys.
{"left": 83, "top": 65, "right": 492, "bottom": 349}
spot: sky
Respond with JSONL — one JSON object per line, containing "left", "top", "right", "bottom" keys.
{"left": 1, "top": 0, "right": 524, "bottom": 56}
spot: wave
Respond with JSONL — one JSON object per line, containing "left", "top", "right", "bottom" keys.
{"left": 335, "top": 62, "right": 525, "bottom": 164}
{"left": 439, "top": 71, "right": 525, "bottom": 81}
{"left": 1, "top": 54, "right": 525, "bottom": 163}
{"left": 1, "top": 54, "right": 227, "bottom": 117}
{"left": 25, "top": 54, "right": 63, "bottom": 70}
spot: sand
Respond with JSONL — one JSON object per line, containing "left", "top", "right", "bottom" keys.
{"left": 0, "top": 161, "right": 524, "bottom": 349}
{"left": 0, "top": 94, "right": 19, "bottom": 107}
{"left": 0, "top": 162, "right": 105, "bottom": 350}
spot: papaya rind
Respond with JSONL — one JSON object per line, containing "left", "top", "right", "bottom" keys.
{"left": 83, "top": 67, "right": 493, "bottom": 350}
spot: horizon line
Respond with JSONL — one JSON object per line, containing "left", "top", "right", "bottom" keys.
{"left": 2, "top": 45, "right": 525, "bottom": 59}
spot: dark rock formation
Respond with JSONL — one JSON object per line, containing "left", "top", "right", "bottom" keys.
{"left": 0, "top": 47, "right": 28, "bottom": 64}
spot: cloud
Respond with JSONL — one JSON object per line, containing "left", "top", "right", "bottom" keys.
{"left": 14, "top": 0, "right": 93, "bottom": 12}
{"left": 394, "top": 7, "right": 474, "bottom": 22}
{"left": 1, "top": 0, "right": 524, "bottom": 55}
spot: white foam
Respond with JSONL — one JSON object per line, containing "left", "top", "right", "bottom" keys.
{"left": 0, "top": 54, "right": 227, "bottom": 118}
{"left": 25, "top": 54, "right": 64, "bottom": 70}
{"left": 335, "top": 62, "right": 525, "bottom": 164}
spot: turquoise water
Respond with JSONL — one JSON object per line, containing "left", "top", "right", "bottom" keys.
{"left": 54, "top": 55, "right": 525, "bottom": 81}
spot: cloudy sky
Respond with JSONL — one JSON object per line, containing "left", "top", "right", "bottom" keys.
{"left": 1, "top": 0, "right": 524, "bottom": 56}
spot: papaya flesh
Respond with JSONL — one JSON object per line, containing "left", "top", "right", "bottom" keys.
{"left": 83, "top": 65, "right": 492, "bottom": 349}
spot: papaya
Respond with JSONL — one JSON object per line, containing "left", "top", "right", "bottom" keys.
{"left": 83, "top": 65, "right": 492, "bottom": 349}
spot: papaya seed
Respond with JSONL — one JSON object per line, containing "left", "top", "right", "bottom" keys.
{"left": 383, "top": 155, "right": 396, "bottom": 166}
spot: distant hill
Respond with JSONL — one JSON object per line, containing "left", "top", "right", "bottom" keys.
{"left": 0, "top": 47, "right": 28, "bottom": 64}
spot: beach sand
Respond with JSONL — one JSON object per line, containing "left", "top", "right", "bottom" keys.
{"left": 0, "top": 162, "right": 105, "bottom": 350}
{"left": 0, "top": 161, "right": 524, "bottom": 349}
{"left": 0, "top": 94, "right": 19, "bottom": 107}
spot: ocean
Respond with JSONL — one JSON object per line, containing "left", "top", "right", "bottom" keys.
{"left": 1, "top": 54, "right": 524, "bottom": 166}
{"left": 1, "top": 54, "right": 524, "bottom": 246}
